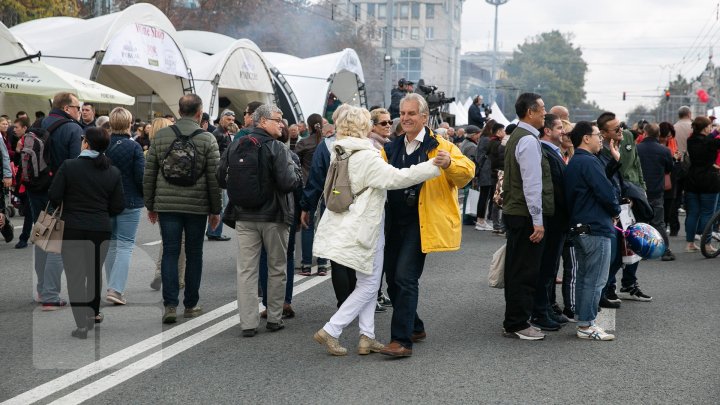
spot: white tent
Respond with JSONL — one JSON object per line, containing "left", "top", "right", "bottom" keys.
{"left": 10, "top": 3, "right": 193, "bottom": 119}
{"left": 264, "top": 49, "right": 366, "bottom": 121}
{"left": 176, "top": 31, "right": 275, "bottom": 118}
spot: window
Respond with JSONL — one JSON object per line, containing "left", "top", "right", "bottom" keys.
{"left": 411, "top": 2, "right": 420, "bottom": 19}
{"left": 426, "top": 27, "right": 434, "bottom": 39}
{"left": 411, "top": 27, "right": 419, "bottom": 40}
{"left": 378, "top": 3, "right": 386, "bottom": 18}
{"left": 367, "top": 3, "right": 375, "bottom": 17}
{"left": 400, "top": 27, "right": 408, "bottom": 39}
{"left": 399, "top": 3, "right": 409, "bottom": 18}
{"left": 426, "top": 4, "right": 434, "bottom": 19}
{"left": 393, "top": 48, "right": 422, "bottom": 83}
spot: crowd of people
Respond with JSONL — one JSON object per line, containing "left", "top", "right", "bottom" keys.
{"left": 1, "top": 88, "right": 719, "bottom": 353}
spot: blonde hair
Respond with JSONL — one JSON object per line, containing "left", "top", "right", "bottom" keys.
{"left": 109, "top": 107, "right": 133, "bottom": 133}
{"left": 370, "top": 108, "right": 390, "bottom": 124}
{"left": 334, "top": 104, "right": 371, "bottom": 139}
{"left": 332, "top": 103, "right": 353, "bottom": 124}
{"left": 149, "top": 117, "right": 172, "bottom": 141}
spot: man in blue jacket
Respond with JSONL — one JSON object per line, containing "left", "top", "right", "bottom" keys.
{"left": 565, "top": 121, "right": 620, "bottom": 341}
{"left": 34, "top": 92, "right": 84, "bottom": 310}
{"left": 637, "top": 123, "right": 675, "bottom": 261}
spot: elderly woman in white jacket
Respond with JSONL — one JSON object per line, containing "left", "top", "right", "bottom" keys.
{"left": 312, "top": 105, "right": 443, "bottom": 356}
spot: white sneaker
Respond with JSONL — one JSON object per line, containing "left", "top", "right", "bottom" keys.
{"left": 475, "top": 220, "right": 493, "bottom": 231}
{"left": 576, "top": 325, "right": 615, "bottom": 341}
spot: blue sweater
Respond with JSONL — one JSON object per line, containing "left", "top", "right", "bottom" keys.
{"left": 299, "top": 136, "right": 334, "bottom": 212}
{"left": 107, "top": 133, "right": 145, "bottom": 209}
{"left": 565, "top": 149, "right": 621, "bottom": 238}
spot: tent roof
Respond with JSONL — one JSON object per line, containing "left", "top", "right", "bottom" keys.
{"left": 175, "top": 30, "right": 236, "bottom": 56}
{"left": 0, "top": 22, "right": 34, "bottom": 64}
{"left": 265, "top": 49, "right": 365, "bottom": 118}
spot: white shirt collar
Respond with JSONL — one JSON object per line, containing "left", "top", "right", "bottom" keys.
{"left": 517, "top": 121, "right": 540, "bottom": 137}
{"left": 405, "top": 127, "right": 426, "bottom": 145}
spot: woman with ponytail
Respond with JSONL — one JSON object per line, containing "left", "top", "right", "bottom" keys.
{"left": 49, "top": 127, "right": 124, "bottom": 339}
{"left": 294, "top": 113, "right": 331, "bottom": 276}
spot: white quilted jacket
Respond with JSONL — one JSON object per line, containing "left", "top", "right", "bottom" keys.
{"left": 313, "top": 136, "right": 440, "bottom": 274}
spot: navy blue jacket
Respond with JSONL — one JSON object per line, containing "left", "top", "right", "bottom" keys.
{"left": 299, "top": 136, "right": 334, "bottom": 212}
{"left": 541, "top": 142, "right": 568, "bottom": 231}
{"left": 637, "top": 137, "right": 673, "bottom": 200}
{"left": 42, "top": 109, "right": 83, "bottom": 172}
{"left": 107, "top": 133, "right": 145, "bottom": 209}
{"left": 565, "top": 149, "right": 621, "bottom": 238}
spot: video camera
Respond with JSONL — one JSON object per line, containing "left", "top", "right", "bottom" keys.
{"left": 414, "top": 80, "right": 455, "bottom": 110}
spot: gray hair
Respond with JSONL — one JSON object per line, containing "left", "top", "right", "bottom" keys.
{"left": 399, "top": 93, "right": 429, "bottom": 116}
{"left": 252, "top": 104, "right": 282, "bottom": 125}
{"left": 678, "top": 105, "right": 691, "bottom": 118}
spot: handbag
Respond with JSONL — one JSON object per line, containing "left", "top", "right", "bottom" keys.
{"left": 488, "top": 243, "right": 506, "bottom": 288}
{"left": 30, "top": 202, "right": 64, "bottom": 253}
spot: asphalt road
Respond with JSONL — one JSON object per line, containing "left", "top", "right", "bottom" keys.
{"left": 1, "top": 211, "right": 718, "bottom": 404}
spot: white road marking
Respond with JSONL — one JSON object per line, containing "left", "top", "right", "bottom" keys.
{"left": 2, "top": 271, "right": 330, "bottom": 405}
{"left": 14, "top": 225, "right": 23, "bottom": 229}
{"left": 141, "top": 240, "right": 162, "bottom": 246}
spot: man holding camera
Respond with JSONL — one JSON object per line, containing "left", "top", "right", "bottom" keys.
{"left": 389, "top": 78, "right": 414, "bottom": 119}
{"left": 380, "top": 94, "right": 475, "bottom": 357}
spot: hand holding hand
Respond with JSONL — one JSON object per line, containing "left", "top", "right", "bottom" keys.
{"left": 433, "top": 150, "right": 451, "bottom": 169}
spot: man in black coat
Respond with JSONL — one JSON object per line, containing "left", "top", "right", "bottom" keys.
{"left": 637, "top": 123, "right": 675, "bottom": 261}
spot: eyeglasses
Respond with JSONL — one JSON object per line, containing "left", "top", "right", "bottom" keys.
{"left": 67, "top": 105, "right": 81, "bottom": 110}
{"left": 375, "top": 120, "right": 393, "bottom": 126}
{"left": 265, "top": 117, "right": 283, "bottom": 124}
{"left": 612, "top": 126, "right": 622, "bottom": 133}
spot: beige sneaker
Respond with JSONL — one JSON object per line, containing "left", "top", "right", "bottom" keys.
{"left": 358, "top": 334, "right": 385, "bottom": 355}
{"left": 183, "top": 306, "right": 203, "bottom": 318}
{"left": 313, "top": 328, "right": 347, "bottom": 356}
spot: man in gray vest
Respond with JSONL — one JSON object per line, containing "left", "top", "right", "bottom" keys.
{"left": 501, "top": 92, "right": 554, "bottom": 341}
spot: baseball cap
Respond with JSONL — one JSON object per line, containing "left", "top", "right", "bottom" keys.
{"left": 465, "top": 125, "right": 481, "bottom": 135}
{"left": 398, "top": 78, "right": 415, "bottom": 87}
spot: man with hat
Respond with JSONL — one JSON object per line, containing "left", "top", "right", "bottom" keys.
{"left": 389, "top": 78, "right": 415, "bottom": 119}
{"left": 207, "top": 109, "right": 236, "bottom": 242}
{"left": 459, "top": 125, "right": 481, "bottom": 160}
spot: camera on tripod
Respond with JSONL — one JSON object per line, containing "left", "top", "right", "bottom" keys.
{"left": 414, "top": 80, "right": 455, "bottom": 110}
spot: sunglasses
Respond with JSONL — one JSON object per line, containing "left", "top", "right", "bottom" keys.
{"left": 375, "top": 120, "right": 393, "bottom": 126}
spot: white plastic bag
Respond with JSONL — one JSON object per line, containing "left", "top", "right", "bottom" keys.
{"left": 489, "top": 243, "right": 506, "bottom": 288}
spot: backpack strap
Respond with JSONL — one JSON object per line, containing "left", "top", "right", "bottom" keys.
{"left": 169, "top": 125, "right": 205, "bottom": 139}
{"left": 45, "top": 118, "right": 72, "bottom": 135}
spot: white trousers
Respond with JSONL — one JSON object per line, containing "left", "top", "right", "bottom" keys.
{"left": 323, "top": 225, "right": 385, "bottom": 339}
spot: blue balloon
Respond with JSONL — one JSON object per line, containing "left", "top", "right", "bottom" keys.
{"left": 624, "top": 222, "right": 666, "bottom": 260}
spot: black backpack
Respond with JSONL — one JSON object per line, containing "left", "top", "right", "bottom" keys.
{"left": 161, "top": 125, "right": 204, "bottom": 187}
{"left": 225, "top": 134, "right": 273, "bottom": 209}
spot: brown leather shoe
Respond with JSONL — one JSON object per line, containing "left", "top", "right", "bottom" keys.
{"left": 260, "top": 309, "right": 267, "bottom": 319}
{"left": 411, "top": 331, "right": 426, "bottom": 342}
{"left": 380, "top": 341, "right": 412, "bottom": 357}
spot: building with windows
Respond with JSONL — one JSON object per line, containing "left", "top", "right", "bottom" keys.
{"left": 330, "top": 0, "right": 463, "bottom": 107}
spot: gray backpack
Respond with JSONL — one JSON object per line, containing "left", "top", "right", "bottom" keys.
{"left": 323, "top": 145, "right": 367, "bottom": 213}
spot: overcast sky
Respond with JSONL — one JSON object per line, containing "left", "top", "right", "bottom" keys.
{"left": 461, "top": 0, "right": 719, "bottom": 120}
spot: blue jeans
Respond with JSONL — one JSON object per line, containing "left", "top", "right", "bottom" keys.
{"left": 573, "top": 234, "right": 612, "bottom": 327}
{"left": 158, "top": 212, "right": 207, "bottom": 308}
{"left": 104, "top": 208, "right": 142, "bottom": 294}
{"left": 206, "top": 191, "right": 228, "bottom": 237}
{"left": 27, "top": 190, "right": 64, "bottom": 303}
{"left": 684, "top": 192, "right": 719, "bottom": 242}
{"left": 384, "top": 220, "right": 426, "bottom": 349}
{"left": 300, "top": 208, "right": 327, "bottom": 266}
{"left": 259, "top": 222, "right": 296, "bottom": 305}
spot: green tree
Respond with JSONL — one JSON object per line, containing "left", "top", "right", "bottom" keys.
{"left": 503, "top": 30, "right": 587, "bottom": 109}
{"left": 0, "top": 0, "right": 79, "bottom": 27}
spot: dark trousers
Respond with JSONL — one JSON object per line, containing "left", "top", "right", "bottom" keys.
{"left": 62, "top": 228, "right": 110, "bottom": 328}
{"left": 560, "top": 241, "right": 578, "bottom": 312}
{"left": 603, "top": 230, "right": 639, "bottom": 294}
{"left": 664, "top": 197, "right": 679, "bottom": 235}
{"left": 503, "top": 214, "right": 545, "bottom": 333}
{"left": 532, "top": 224, "right": 565, "bottom": 319}
{"left": 384, "top": 220, "right": 426, "bottom": 348}
{"left": 331, "top": 261, "right": 357, "bottom": 308}
{"left": 158, "top": 212, "right": 206, "bottom": 308}
{"left": 19, "top": 195, "right": 33, "bottom": 242}
{"left": 477, "top": 185, "right": 493, "bottom": 219}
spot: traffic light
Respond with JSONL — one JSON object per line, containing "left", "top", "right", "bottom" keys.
{"left": 623, "top": 91, "right": 626, "bottom": 101}
{"left": 665, "top": 90, "right": 670, "bottom": 101}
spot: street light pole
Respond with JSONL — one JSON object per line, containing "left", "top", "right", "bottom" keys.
{"left": 486, "top": 0, "right": 508, "bottom": 106}
{"left": 384, "top": 0, "right": 395, "bottom": 108}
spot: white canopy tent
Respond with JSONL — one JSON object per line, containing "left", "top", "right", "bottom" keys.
{"left": 264, "top": 49, "right": 366, "bottom": 121}
{"left": 10, "top": 4, "right": 193, "bottom": 119}
{"left": 176, "top": 31, "right": 275, "bottom": 118}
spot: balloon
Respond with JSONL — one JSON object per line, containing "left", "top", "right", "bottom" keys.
{"left": 697, "top": 89, "right": 710, "bottom": 103}
{"left": 623, "top": 223, "right": 666, "bottom": 260}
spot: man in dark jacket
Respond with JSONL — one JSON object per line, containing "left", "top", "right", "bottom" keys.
{"left": 143, "top": 94, "right": 222, "bottom": 324}
{"left": 206, "top": 109, "right": 236, "bottom": 241}
{"left": 468, "top": 95, "right": 488, "bottom": 128}
{"left": 532, "top": 114, "right": 570, "bottom": 330}
{"left": 33, "top": 92, "right": 84, "bottom": 309}
{"left": 565, "top": 121, "right": 620, "bottom": 341}
{"left": 637, "top": 123, "right": 675, "bottom": 261}
{"left": 388, "top": 78, "right": 413, "bottom": 119}
{"left": 219, "top": 104, "right": 302, "bottom": 337}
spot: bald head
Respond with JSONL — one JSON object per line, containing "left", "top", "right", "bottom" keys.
{"left": 549, "top": 106, "right": 570, "bottom": 121}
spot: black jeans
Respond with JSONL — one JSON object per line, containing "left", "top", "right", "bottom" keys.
{"left": 62, "top": 228, "right": 110, "bottom": 328}
{"left": 503, "top": 214, "right": 545, "bottom": 333}
{"left": 330, "top": 261, "right": 356, "bottom": 307}
{"left": 476, "top": 185, "right": 493, "bottom": 219}
{"left": 664, "top": 197, "right": 679, "bottom": 235}
{"left": 532, "top": 224, "right": 565, "bottom": 319}
{"left": 384, "top": 220, "right": 426, "bottom": 348}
